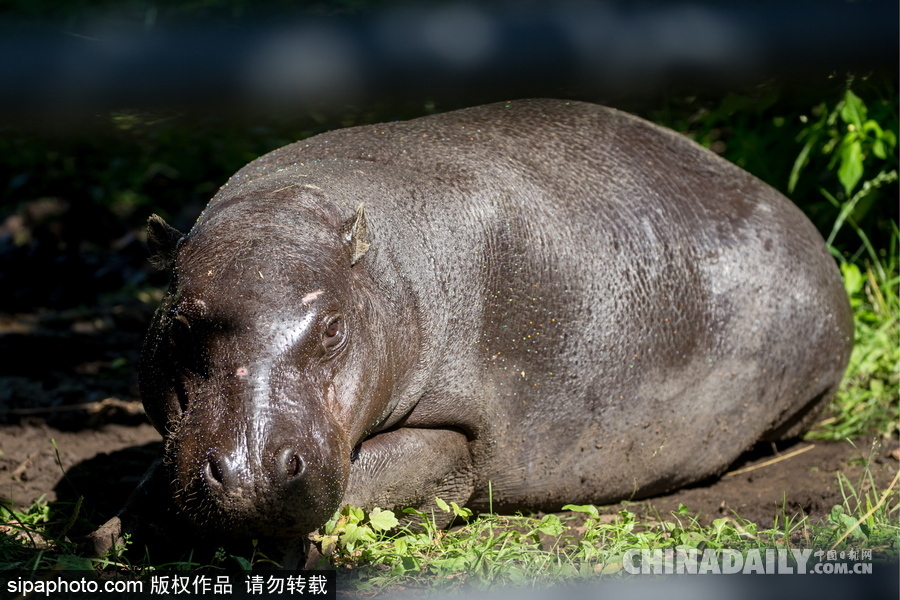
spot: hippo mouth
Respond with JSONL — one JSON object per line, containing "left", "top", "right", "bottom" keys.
{"left": 165, "top": 421, "right": 350, "bottom": 539}
{"left": 168, "top": 455, "right": 345, "bottom": 539}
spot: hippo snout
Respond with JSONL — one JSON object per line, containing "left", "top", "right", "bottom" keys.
{"left": 169, "top": 418, "right": 350, "bottom": 539}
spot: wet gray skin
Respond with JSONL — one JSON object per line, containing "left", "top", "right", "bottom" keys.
{"left": 90, "top": 99, "right": 853, "bottom": 552}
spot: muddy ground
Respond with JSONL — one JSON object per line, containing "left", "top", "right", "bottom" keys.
{"left": 1, "top": 292, "right": 897, "bottom": 559}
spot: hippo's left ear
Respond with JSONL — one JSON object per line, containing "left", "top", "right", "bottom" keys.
{"left": 340, "top": 203, "right": 371, "bottom": 266}
{"left": 147, "top": 214, "right": 185, "bottom": 270}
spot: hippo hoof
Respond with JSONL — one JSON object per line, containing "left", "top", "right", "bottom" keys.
{"left": 83, "top": 516, "right": 125, "bottom": 558}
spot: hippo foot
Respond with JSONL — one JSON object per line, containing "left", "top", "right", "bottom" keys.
{"left": 249, "top": 536, "right": 326, "bottom": 570}
{"left": 83, "top": 515, "right": 126, "bottom": 559}
{"left": 301, "top": 538, "right": 327, "bottom": 570}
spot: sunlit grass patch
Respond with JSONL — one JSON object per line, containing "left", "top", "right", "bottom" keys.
{"left": 317, "top": 458, "right": 899, "bottom": 595}
{"left": 807, "top": 244, "right": 899, "bottom": 441}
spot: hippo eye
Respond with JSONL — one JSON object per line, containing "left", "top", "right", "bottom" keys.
{"left": 322, "top": 317, "right": 344, "bottom": 349}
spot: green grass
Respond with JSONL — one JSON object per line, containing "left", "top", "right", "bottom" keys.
{"left": 315, "top": 472, "right": 899, "bottom": 595}
{"left": 3, "top": 454, "right": 898, "bottom": 593}
{"left": 806, "top": 256, "right": 900, "bottom": 441}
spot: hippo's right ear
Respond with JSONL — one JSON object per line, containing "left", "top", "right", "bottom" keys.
{"left": 340, "top": 203, "right": 371, "bottom": 266}
{"left": 146, "top": 214, "right": 185, "bottom": 270}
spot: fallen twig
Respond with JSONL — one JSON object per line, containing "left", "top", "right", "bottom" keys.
{"left": 0, "top": 397, "right": 144, "bottom": 416}
{"left": 725, "top": 444, "right": 816, "bottom": 477}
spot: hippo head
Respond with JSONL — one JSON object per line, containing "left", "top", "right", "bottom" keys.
{"left": 139, "top": 200, "right": 398, "bottom": 539}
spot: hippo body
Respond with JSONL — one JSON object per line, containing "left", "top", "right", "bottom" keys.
{"left": 106, "top": 100, "right": 853, "bottom": 547}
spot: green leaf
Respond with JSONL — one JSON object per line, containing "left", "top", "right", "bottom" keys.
{"left": 431, "top": 555, "right": 471, "bottom": 572}
{"left": 562, "top": 504, "right": 600, "bottom": 519}
{"left": 862, "top": 119, "right": 885, "bottom": 138}
{"left": 435, "top": 497, "right": 451, "bottom": 512}
{"left": 322, "top": 512, "right": 340, "bottom": 535}
{"left": 369, "top": 507, "right": 399, "bottom": 532}
{"left": 829, "top": 504, "right": 867, "bottom": 542}
{"left": 392, "top": 555, "right": 419, "bottom": 575}
{"left": 677, "top": 531, "right": 707, "bottom": 548}
{"left": 53, "top": 555, "right": 95, "bottom": 570}
{"left": 393, "top": 537, "right": 408, "bottom": 555}
{"left": 828, "top": 504, "right": 846, "bottom": 525}
{"left": 841, "top": 263, "right": 864, "bottom": 297}
{"left": 840, "top": 90, "right": 866, "bottom": 129}
{"left": 343, "top": 505, "right": 365, "bottom": 524}
{"left": 838, "top": 141, "right": 864, "bottom": 196}
{"left": 341, "top": 522, "right": 376, "bottom": 551}
{"left": 788, "top": 136, "right": 817, "bottom": 193}
{"left": 535, "top": 514, "right": 565, "bottom": 537}
{"left": 449, "top": 502, "right": 473, "bottom": 519}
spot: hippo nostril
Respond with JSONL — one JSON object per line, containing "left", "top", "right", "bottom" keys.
{"left": 279, "top": 448, "right": 306, "bottom": 480}
{"left": 287, "top": 454, "right": 303, "bottom": 478}
{"left": 204, "top": 456, "right": 225, "bottom": 489}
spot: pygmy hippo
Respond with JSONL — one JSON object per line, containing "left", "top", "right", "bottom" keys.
{"left": 90, "top": 99, "right": 853, "bottom": 557}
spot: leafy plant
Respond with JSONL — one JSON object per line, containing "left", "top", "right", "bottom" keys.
{"left": 790, "top": 81, "right": 900, "bottom": 441}
{"left": 790, "top": 89, "right": 897, "bottom": 199}
{"left": 1, "top": 497, "right": 55, "bottom": 571}
{"left": 789, "top": 85, "right": 898, "bottom": 265}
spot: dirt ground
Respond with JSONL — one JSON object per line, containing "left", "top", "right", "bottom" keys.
{"left": 1, "top": 295, "right": 898, "bottom": 550}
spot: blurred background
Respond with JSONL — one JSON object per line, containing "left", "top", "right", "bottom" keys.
{"left": 1, "top": 0, "right": 896, "bottom": 313}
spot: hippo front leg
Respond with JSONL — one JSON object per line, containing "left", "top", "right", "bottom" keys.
{"left": 343, "top": 428, "right": 475, "bottom": 528}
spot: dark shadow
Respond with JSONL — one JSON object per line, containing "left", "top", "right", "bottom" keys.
{"left": 51, "top": 440, "right": 269, "bottom": 568}
{"left": 52, "top": 440, "right": 162, "bottom": 536}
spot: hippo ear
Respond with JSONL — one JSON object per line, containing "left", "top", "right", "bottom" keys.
{"left": 340, "top": 203, "right": 371, "bottom": 266}
{"left": 146, "top": 214, "right": 185, "bottom": 270}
